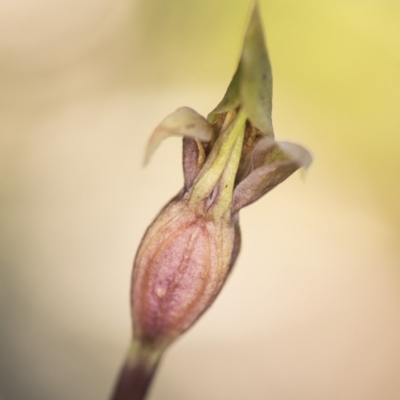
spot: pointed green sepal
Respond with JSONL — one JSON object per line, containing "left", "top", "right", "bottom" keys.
{"left": 209, "top": 3, "right": 273, "bottom": 137}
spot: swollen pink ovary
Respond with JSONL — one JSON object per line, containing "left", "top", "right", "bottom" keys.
{"left": 132, "top": 206, "right": 232, "bottom": 343}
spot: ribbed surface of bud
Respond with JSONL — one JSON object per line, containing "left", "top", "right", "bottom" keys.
{"left": 131, "top": 198, "right": 235, "bottom": 345}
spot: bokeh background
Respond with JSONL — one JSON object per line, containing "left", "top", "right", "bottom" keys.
{"left": 1, "top": 0, "right": 399, "bottom": 399}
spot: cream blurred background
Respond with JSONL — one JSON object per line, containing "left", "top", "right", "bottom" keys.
{"left": 1, "top": 0, "right": 399, "bottom": 399}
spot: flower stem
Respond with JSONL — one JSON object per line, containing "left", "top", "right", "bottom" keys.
{"left": 110, "top": 340, "right": 164, "bottom": 400}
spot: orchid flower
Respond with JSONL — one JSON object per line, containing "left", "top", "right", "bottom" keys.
{"left": 111, "top": 4, "right": 312, "bottom": 400}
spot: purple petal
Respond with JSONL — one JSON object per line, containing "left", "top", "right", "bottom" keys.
{"left": 182, "top": 137, "right": 206, "bottom": 191}
{"left": 232, "top": 161, "right": 298, "bottom": 213}
{"left": 232, "top": 140, "right": 312, "bottom": 213}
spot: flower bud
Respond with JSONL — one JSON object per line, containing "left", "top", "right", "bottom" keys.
{"left": 131, "top": 197, "right": 239, "bottom": 346}
{"left": 128, "top": 4, "right": 313, "bottom": 349}
{"left": 111, "top": 4, "right": 312, "bottom": 400}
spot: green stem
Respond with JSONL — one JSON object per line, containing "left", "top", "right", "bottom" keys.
{"left": 110, "top": 340, "right": 164, "bottom": 400}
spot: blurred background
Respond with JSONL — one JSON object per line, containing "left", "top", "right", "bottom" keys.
{"left": 1, "top": 0, "right": 399, "bottom": 399}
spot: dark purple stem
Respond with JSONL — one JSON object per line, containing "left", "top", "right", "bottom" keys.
{"left": 110, "top": 341, "right": 163, "bottom": 400}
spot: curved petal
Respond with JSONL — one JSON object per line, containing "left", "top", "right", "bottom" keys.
{"left": 276, "top": 141, "right": 313, "bottom": 170}
{"left": 251, "top": 138, "right": 313, "bottom": 170}
{"left": 144, "top": 107, "right": 213, "bottom": 166}
{"left": 232, "top": 162, "right": 297, "bottom": 213}
{"left": 251, "top": 136, "right": 277, "bottom": 169}
{"left": 232, "top": 140, "right": 312, "bottom": 213}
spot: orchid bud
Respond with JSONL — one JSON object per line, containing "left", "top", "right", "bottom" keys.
{"left": 111, "top": 4, "right": 312, "bottom": 400}
{"left": 132, "top": 109, "right": 247, "bottom": 347}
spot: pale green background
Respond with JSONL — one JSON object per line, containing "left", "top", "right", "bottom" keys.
{"left": 1, "top": 1, "right": 399, "bottom": 399}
